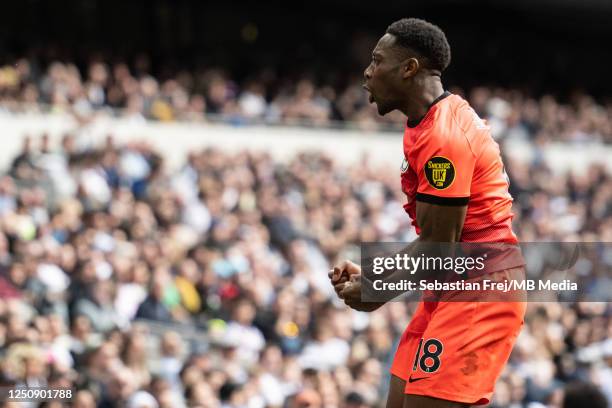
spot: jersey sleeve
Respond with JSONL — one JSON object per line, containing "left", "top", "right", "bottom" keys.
{"left": 409, "top": 129, "right": 476, "bottom": 206}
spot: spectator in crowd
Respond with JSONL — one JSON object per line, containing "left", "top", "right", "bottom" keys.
{"left": 1, "top": 55, "right": 611, "bottom": 142}
{"left": 562, "top": 381, "right": 608, "bottom": 408}
{"left": 0, "top": 126, "right": 609, "bottom": 407}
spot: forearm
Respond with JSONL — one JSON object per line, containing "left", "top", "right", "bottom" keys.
{"left": 358, "top": 202, "right": 466, "bottom": 302}
{"left": 360, "top": 237, "right": 434, "bottom": 301}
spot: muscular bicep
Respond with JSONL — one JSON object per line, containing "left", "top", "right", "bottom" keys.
{"left": 416, "top": 201, "right": 467, "bottom": 242}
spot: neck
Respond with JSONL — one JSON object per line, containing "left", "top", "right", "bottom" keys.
{"left": 399, "top": 77, "right": 445, "bottom": 121}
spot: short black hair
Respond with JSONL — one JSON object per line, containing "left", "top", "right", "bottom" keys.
{"left": 386, "top": 18, "right": 451, "bottom": 72}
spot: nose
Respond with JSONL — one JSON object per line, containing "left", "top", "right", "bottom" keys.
{"left": 364, "top": 64, "right": 372, "bottom": 81}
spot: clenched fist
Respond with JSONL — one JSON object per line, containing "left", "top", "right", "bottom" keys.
{"left": 329, "top": 259, "right": 361, "bottom": 299}
{"left": 329, "top": 260, "right": 385, "bottom": 312}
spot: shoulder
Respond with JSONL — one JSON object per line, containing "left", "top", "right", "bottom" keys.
{"left": 446, "top": 95, "right": 489, "bottom": 133}
{"left": 410, "top": 96, "right": 477, "bottom": 155}
{"left": 430, "top": 95, "right": 483, "bottom": 157}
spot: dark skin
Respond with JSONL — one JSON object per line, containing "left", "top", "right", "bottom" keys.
{"left": 329, "top": 33, "right": 470, "bottom": 408}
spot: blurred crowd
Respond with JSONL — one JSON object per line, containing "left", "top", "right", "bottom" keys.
{"left": 0, "top": 56, "right": 611, "bottom": 142}
{"left": 0, "top": 126, "right": 609, "bottom": 408}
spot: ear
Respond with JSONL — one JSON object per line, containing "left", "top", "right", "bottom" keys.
{"left": 402, "top": 58, "right": 419, "bottom": 79}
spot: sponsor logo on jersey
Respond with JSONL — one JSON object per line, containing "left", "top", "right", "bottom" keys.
{"left": 400, "top": 157, "right": 409, "bottom": 173}
{"left": 408, "top": 375, "right": 429, "bottom": 383}
{"left": 424, "top": 156, "right": 455, "bottom": 189}
{"left": 470, "top": 108, "right": 489, "bottom": 129}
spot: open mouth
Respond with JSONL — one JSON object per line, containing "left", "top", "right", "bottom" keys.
{"left": 363, "top": 85, "right": 374, "bottom": 104}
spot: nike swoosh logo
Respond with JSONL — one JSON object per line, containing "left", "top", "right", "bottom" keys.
{"left": 408, "top": 376, "right": 429, "bottom": 383}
